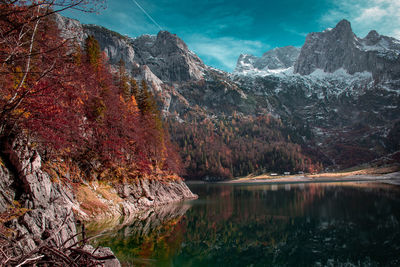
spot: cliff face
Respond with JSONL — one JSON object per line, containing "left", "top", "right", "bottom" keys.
{"left": 0, "top": 138, "right": 78, "bottom": 253}
{"left": 131, "top": 31, "right": 206, "bottom": 82}
{"left": 235, "top": 19, "right": 400, "bottom": 81}
{"left": 55, "top": 14, "right": 240, "bottom": 117}
{"left": 294, "top": 19, "right": 400, "bottom": 80}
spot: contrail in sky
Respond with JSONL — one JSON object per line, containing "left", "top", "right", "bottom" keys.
{"left": 131, "top": 0, "right": 163, "bottom": 31}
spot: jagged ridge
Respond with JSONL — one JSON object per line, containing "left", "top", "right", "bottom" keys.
{"left": 56, "top": 14, "right": 400, "bottom": 172}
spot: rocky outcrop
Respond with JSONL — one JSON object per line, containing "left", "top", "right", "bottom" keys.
{"left": 0, "top": 138, "right": 77, "bottom": 253}
{"left": 0, "top": 138, "right": 196, "bottom": 265}
{"left": 116, "top": 179, "right": 196, "bottom": 215}
{"left": 84, "top": 24, "right": 136, "bottom": 70}
{"left": 130, "top": 31, "right": 206, "bottom": 82}
{"left": 294, "top": 19, "right": 400, "bottom": 80}
{"left": 72, "top": 177, "right": 197, "bottom": 223}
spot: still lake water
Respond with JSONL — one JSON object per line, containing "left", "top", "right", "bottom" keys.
{"left": 93, "top": 182, "right": 400, "bottom": 266}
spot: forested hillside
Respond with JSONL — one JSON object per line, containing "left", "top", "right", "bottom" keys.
{"left": 168, "top": 114, "right": 323, "bottom": 180}
{"left": 0, "top": 1, "right": 182, "bottom": 183}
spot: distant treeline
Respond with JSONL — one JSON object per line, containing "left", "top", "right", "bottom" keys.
{"left": 168, "top": 113, "right": 323, "bottom": 180}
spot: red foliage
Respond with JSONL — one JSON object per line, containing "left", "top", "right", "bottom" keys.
{"left": 0, "top": 2, "right": 183, "bottom": 179}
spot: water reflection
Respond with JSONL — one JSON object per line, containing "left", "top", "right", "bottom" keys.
{"left": 94, "top": 183, "right": 400, "bottom": 266}
{"left": 91, "top": 203, "right": 192, "bottom": 266}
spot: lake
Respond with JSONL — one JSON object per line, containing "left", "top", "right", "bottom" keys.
{"left": 92, "top": 182, "right": 400, "bottom": 266}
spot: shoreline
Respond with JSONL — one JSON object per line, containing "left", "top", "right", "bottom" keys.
{"left": 221, "top": 171, "right": 400, "bottom": 185}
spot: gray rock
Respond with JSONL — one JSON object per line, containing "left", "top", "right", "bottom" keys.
{"left": 82, "top": 245, "right": 121, "bottom": 267}
{"left": 84, "top": 24, "right": 136, "bottom": 70}
{"left": 1, "top": 138, "right": 77, "bottom": 254}
{"left": 116, "top": 179, "right": 197, "bottom": 211}
{"left": 0, "top": 137, "right": 197, "bottom": 266}
{"left": 132, "top": 31, "right": 206, "bottom": 82}
{"left": 0, "top": 161, "right": 15, "bottom": 213}
{"left": 294, "top": 19, "right": 400, "bottom": 80}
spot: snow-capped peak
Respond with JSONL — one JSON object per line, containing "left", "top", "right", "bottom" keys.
{"left": 234, "top": 46, "right": 300, "bottom": 75}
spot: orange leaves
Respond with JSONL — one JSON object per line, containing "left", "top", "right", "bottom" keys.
{"left": 1, "top": 4, "right": 183, "bottom": 182}
{"left": 119, "top": 94, "right": 139, "bottom": 116}
{"left": 128, "top": 95, "right": 139, "bottom": 111}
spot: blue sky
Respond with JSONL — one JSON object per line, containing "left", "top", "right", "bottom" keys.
{"left": 62, "top": 0, "right": 400, "bottom": 72}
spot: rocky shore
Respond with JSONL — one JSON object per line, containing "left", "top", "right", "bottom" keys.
{"left": 0, "top": 139, "right": 197, "bottom": 266}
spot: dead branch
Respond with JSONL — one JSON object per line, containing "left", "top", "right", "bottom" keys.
{"left": 0, "top": 210, "right": 116, "bottom": 266}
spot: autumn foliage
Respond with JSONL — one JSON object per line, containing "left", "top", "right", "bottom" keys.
{"left": 0, "top": 1, "right": 182, "bottom": 181}
{"left": 0, "top": 1, "right": 322, "bottom": 182}
{"left": 168, "top": 113, "right": 323, "bottom": 180}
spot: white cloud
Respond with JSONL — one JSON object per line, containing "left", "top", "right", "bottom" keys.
{"left": 185, "top": 35, "right": 269, "bottom": 71}
{"left": 320, "top": 0, "right": 400, "bottom": 39}
{"left": 354, "top": 7, "right": 387, "bottom": 23}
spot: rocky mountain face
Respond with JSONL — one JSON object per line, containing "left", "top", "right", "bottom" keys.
{"left": 56, "top": 14, "right": 205, "bottom": 83}
{"left": 233, "top": 20, "right": 400, "bottom": 169}
{"left": 294, "top": 19, "right": 400, "bottom": 80}
{"left": 131, "top": 31, "right": 206, "bottom": 82}
{"left": 56, "top": 14, "right": 248, "bottom": 119}
{"left": 234, "top": 19, "right": 400, "bottom": 81}
{"left": 56, "top": 15, "right": 400, "bottom": 171}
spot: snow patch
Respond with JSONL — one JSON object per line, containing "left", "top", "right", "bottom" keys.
{"left": 357, "top": 37, "right": 400, "bottom": 60}
{"left": 308, "top": 68, "right": 372, "bottom": 81}
{"left": 234, "top": 67, "right": 294, "bottom": 78}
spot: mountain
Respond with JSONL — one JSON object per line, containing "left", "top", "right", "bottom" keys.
{"left": 56, "top": 14, "right": 205, "bottom": 82}
{"left": 56, "top": 15, "right": 400, "bottom": 177}
{"left": 56, "top": 14, "right": 247, "bottom": 115}
{"left": 234, "top": 19, "right": 400, "bottom": 81}
{"left": 131, "top": 31, "right": 206, "bottom": 82}
{"left": 235, "top": 46, "right": 300, "bottom": 75}
{"left": 294, "top": 19, "right": 400, "bottom": 81}
{"left": 233, "top": 19, "right": 400, "bottom": 169}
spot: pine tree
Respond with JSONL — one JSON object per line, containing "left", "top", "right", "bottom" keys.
{"left": 137, "top": 80, "right": 165, "bottom": 164}
{"left": 72, "top": 42, "right": 82, "bottom": 65}
{"left": 85, "top": 35, "right": 101, "bottom": 69}
{"left": 137, "top": 80, "right": 158, "bottom": 116}
{"left": 130, "top": 78, "right": 139, "bottom": 98}
{"left": 118, "top": 58, "right": 130, "bottom": 100}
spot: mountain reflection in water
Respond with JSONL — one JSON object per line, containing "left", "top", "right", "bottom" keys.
{"left": 92, "top": 182, "right": 400, "bottom": 266}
